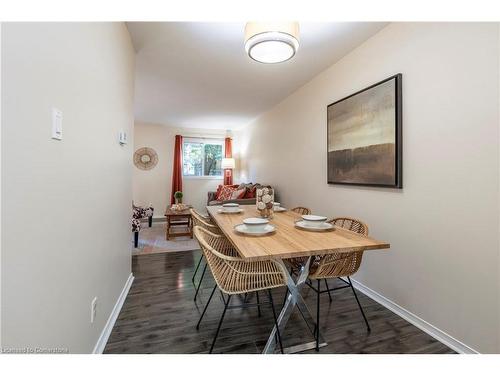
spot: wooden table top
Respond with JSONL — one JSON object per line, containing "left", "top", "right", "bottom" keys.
{"left": 207, "top": 205, "right": 390, "bottom": 261}
{"left": 165, "top": 205, "right": 192, "bottom": 216}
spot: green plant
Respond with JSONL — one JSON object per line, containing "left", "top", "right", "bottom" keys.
{"left": 174, "top": 191, "right": 183, "bottom": 199}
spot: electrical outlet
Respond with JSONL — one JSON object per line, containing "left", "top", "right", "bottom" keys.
{"left": 91, "top": 297, "right": 97, "bottom": 323}
{"left": 51, "top": 108, "right": 63, "bottom": 140}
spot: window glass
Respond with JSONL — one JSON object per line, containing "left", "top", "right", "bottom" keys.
{"left": 182, "top": 142, "right": 203, "bottom": 176}
{"left": 182, "top": 138, "right": 224, "bottom": 177}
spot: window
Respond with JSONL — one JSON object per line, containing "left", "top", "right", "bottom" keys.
{"left": 182, "top": 138, "right": 224, "bottom": 177}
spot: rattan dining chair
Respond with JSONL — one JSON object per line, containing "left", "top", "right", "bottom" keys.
{"left": 291, "top": 206, "right": 312, "bottom": 215}
{"left": 307, "top": 217, "right": 371, "bottom": 351}
{"left": 194, "top": 226, "right": 287, "bottom": 354}
{"left": 190, "top": 209, "right": 223, "bottom": 301}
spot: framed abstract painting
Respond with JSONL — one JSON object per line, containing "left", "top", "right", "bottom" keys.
{"left": 327, "top": 74, "right": 402, "bottom": 188}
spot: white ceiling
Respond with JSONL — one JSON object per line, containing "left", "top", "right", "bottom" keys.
{"left": 127, "top": 22, "right": 387, "bottom": 130}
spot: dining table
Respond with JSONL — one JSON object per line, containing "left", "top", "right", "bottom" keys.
{"left": 206, "top": 205, "right": 390, "bottom": 354}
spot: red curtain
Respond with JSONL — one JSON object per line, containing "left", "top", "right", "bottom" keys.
{"left": 171, "top": 135, "right": 183, "bottom": 205}
{"left": 224, "top": 137, "right": 233, "bottom": 185}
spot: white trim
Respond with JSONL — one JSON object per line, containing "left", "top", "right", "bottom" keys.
{"left": 182, "top": 135, "right": 225, "bottom": 141}
{"left": 350, "top": 278, "right": 479, "bottom": 354}
{"left": 183, "top": 175, "right": 223, "bottom": 180}
{"left": 93, "top": 273, "right": 134, "bottom": 354}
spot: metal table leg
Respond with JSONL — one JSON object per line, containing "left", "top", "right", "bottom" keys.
{"left": 263, "top": 257, "right": 327, "bottom": 354}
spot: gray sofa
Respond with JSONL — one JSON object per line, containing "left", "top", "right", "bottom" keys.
{"left": 207, "top": 191, "right": 256, "bottom": 206}
{"left": 207, "top": 183, "right": 277, "bottom": 206}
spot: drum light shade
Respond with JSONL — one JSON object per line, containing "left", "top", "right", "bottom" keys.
{"left": 244, "top": 22, "right": 300, "bottom": 64}
{"left": 221, "top": 158, "right": 235, "bottom": 169}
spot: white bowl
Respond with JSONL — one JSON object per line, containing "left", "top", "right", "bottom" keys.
{"left": 222, "top": 203, "right": 240, "bottom": 212}
{"left": 273, "top": 202, "right": 281, "bottom": 210}
{"left": 243, "top": 217, "right": 269, "bottom": 232}
{"left": 301, "top": 215, "right": 328, "bottom": 228}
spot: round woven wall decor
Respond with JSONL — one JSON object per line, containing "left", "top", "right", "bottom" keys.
{"left": 134, "top": 147, "right": 158, "bottom": 170}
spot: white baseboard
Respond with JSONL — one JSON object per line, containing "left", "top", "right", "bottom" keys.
{"left": 93, "top": 273, "right": 134, "bottom": 354}
{"left": 350, "top": 278, "right": 479, "bottom": 354}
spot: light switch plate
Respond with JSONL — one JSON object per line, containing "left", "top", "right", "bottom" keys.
{"left": 51, "top": 108, "right": 63, "bottom": 140}
{"left": 118, "top": 130, "right": 127, "bottom": 145}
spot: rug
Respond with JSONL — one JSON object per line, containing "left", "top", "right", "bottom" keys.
{"left": 132, "top": 222, "right": 200, "bottom": 256}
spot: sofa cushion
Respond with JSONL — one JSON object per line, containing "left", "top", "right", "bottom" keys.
{"left": 215, "top": 184, "right": 239, "bottom": 200}
{"left": 218, "top": 185, "right": 238, "bottom": 201}
{"left": 215, "top": 184, "right": 223, "bottom": 200}
{"left": 208, "top": 198, "right": 256, "bottom": 206}
{"left": 244, "top": 186, "right": 256, "bottom": 199}
{"left": 231, "top": 187, "right": 246, "bottom": 200}
{"left": 244, "top": 183, "right": 261, "bottom": 199}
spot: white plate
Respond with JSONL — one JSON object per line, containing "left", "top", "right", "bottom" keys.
{"left": 273, "top": 207, "right": 287, "bottom": 212}
{"left": 218, "top": 208, "right": 244, "bottom": 214}
{"left": 234, "top": 223, "right": 276, "bottom": 236}
{"left": 295, "top": 220, "right": 335, "bottom": 232}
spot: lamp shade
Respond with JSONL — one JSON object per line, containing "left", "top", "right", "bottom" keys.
{"left": 221, "top": 158, "right": 235, "bottom": 169}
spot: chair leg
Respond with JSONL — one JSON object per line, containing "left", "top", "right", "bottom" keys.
{"left": 192, "top": 253, "right": 204, "bottom": 283}
{"left": 196, "top": 284, "right": 217, "bottom": 329}
{"left": 268, "top": 289, "right": 284, "bottom": 354}
{"left": 316, "top": 279, "right": 320, "bottom": 351}
{"left": 134, "top": 232, "right": 139, "bottom": 248}
{"left": 281, "top": 287, "right": 288, "bottom": 309}
{"left": 194, "top": 263, "right": 208, "bottom": 301}
{"left": 209, "top": 294, "right": 231, "bottom": 354}
{"left": 148, "top": 216, "right": 153, "bottom": 227}
{"left": 324, "top": 279, "right": 332, "bottom": 302}
{"left": 256, "top": 291, "right": 262, "bottom": 317}
{"left": 347, "top": 276, "right": 371, "bottom": 332}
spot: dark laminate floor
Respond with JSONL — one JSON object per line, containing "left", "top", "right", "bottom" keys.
{"left": 104, "top": 251, "right": 455, "bottom": 354}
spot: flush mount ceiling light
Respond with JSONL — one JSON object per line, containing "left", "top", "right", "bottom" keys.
{"left": 244, "top": 22, "right": 300, "bottom": 64}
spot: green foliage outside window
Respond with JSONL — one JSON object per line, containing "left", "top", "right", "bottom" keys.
{"left": 204, "top": 143, "right": 223, "bottom": 176}
{"left": 182, "top": 139, "right": 223, "bottom": 177}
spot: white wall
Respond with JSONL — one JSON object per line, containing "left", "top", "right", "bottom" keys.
{"left": 0, "top": 22, "right": 3, "bottom": 348}
{"left": 239, "top": 23, "right": 500, "bottom": 353}
{"left": 1, "top": 23, "right": 135, "bottom": 353}
{"left": 133, "top": 122, "right": 232, "bottom": 214}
